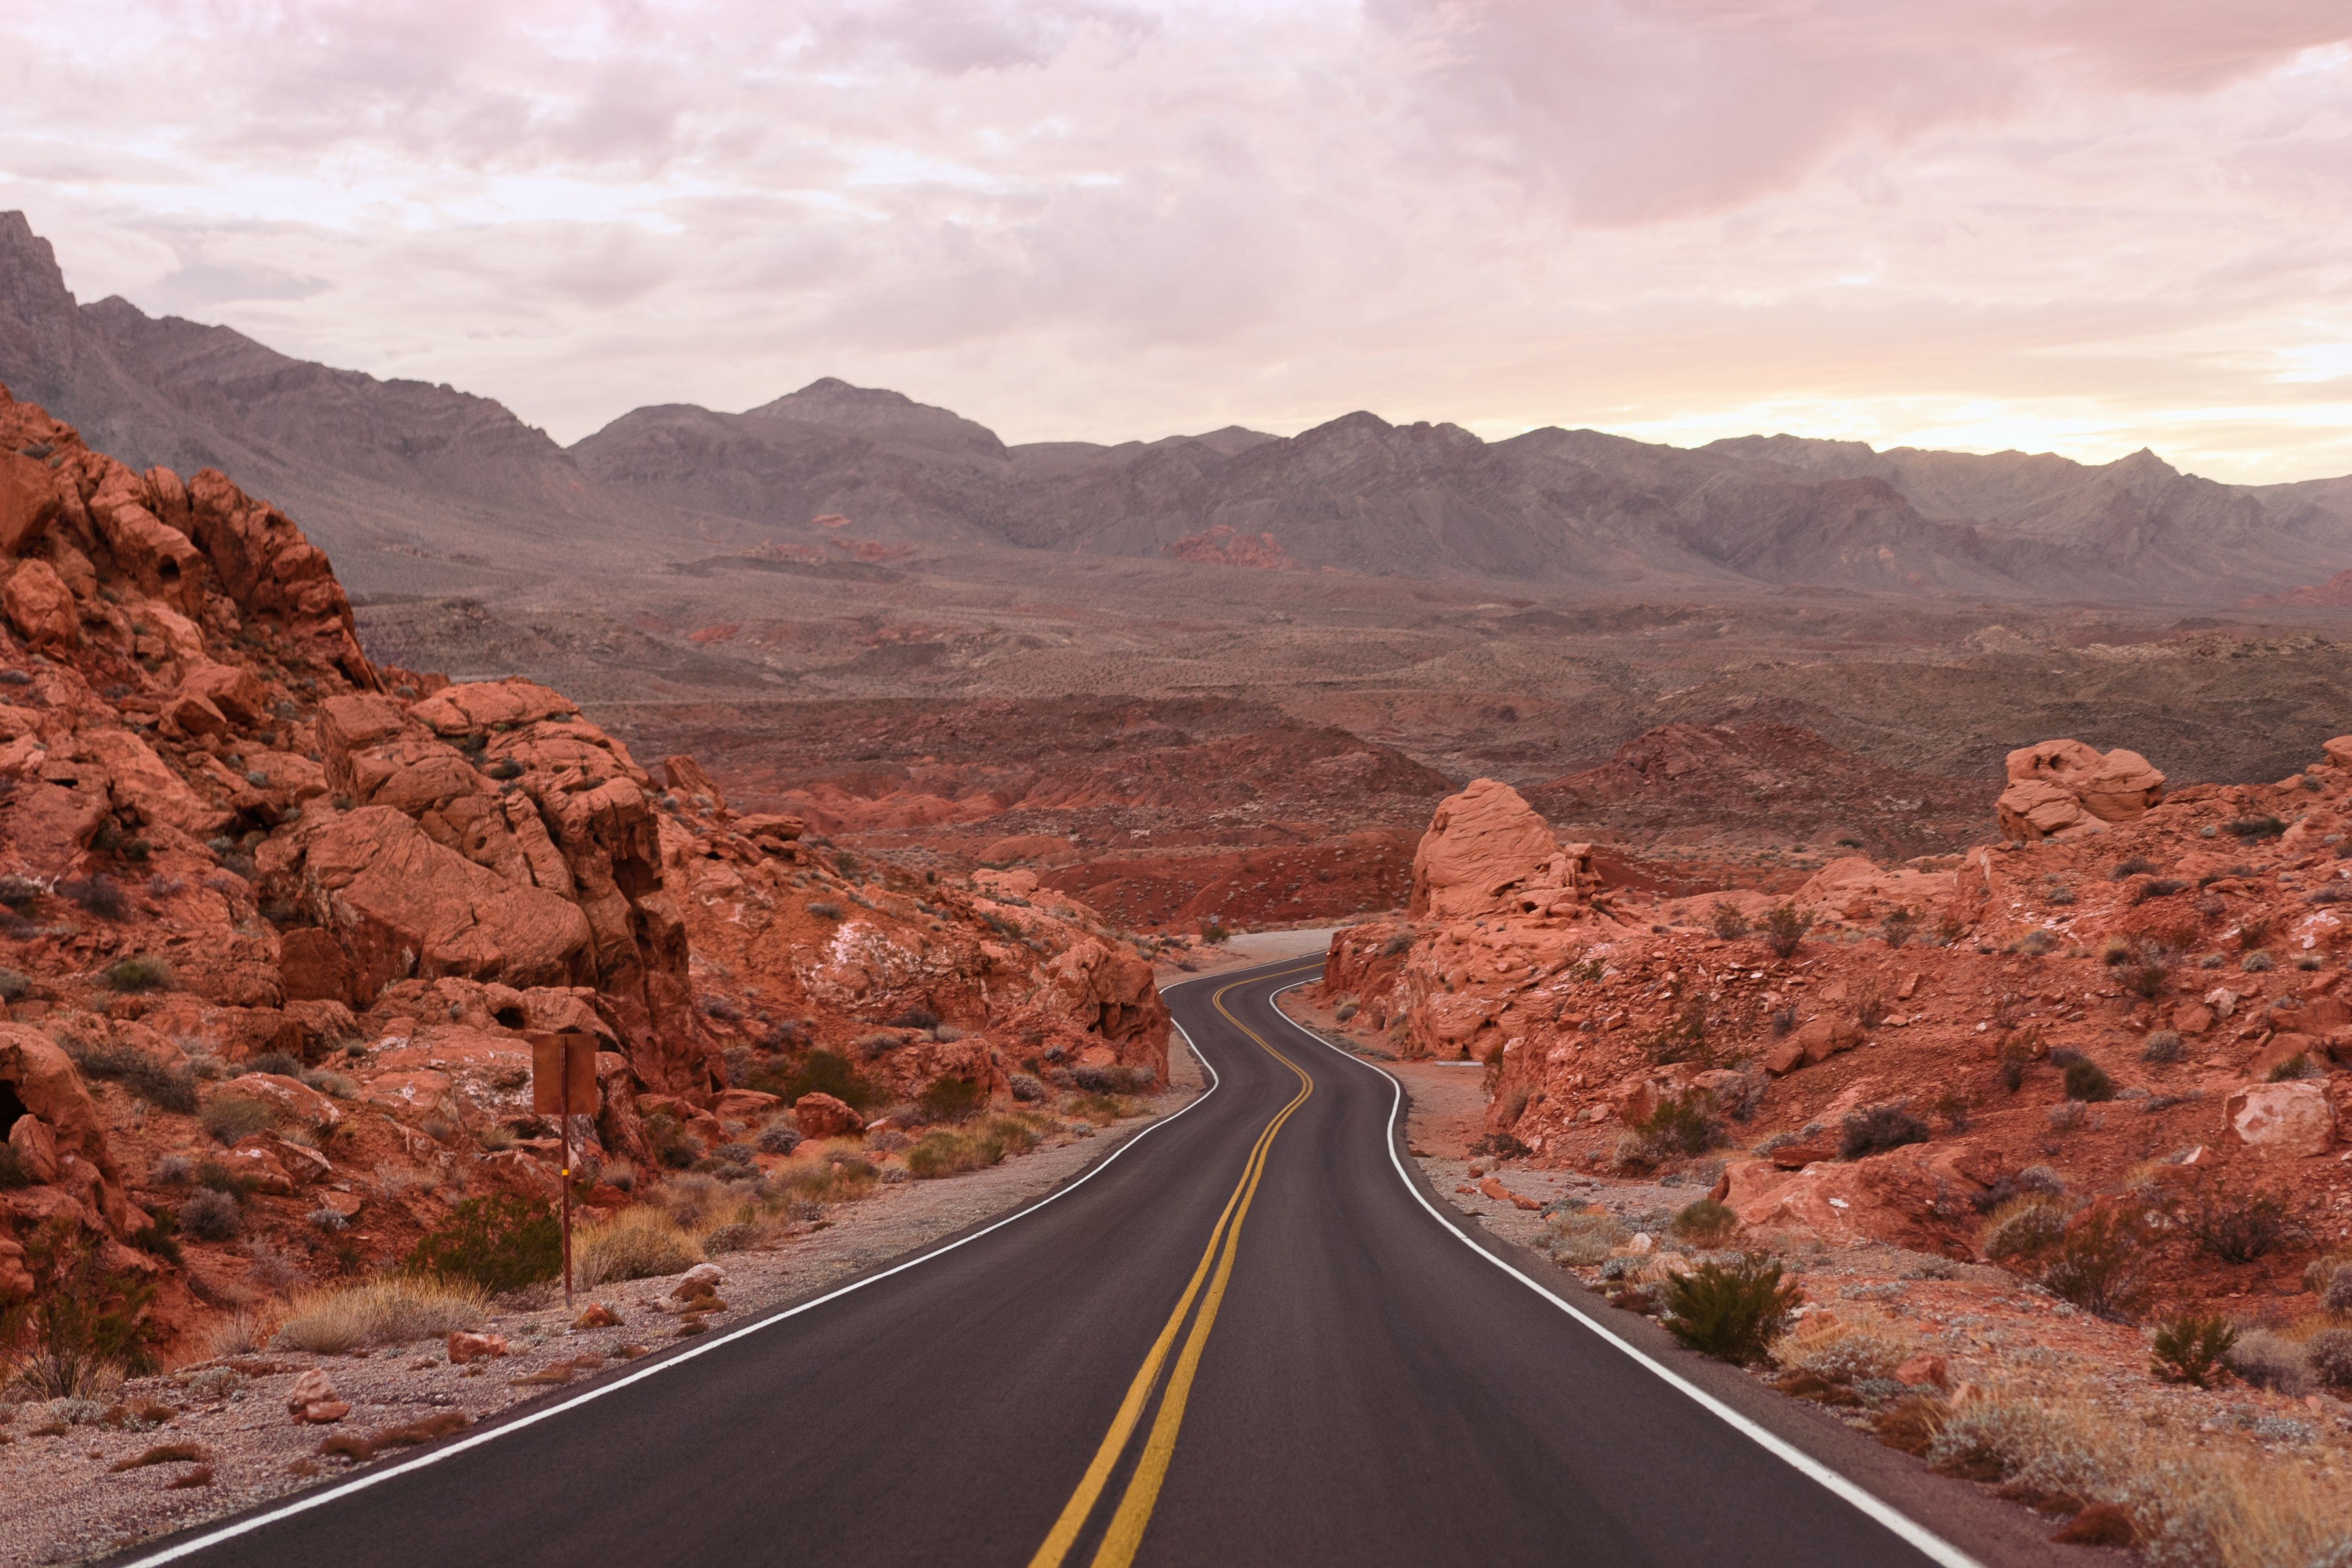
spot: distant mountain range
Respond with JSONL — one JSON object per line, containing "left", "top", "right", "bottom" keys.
{"left": 5, "top": 210, "right": 2350, "bottom": 603}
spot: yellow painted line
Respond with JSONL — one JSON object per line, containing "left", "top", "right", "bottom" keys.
{"left": 1028, "top": 966, "right": 1319, "bottom": 1568}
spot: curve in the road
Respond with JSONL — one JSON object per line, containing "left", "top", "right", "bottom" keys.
{"left": 110, "top": 956, "right": 2015, "bottom": 1568}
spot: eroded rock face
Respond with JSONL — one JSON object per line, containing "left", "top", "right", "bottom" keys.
{"left": 1411, "top": 779, "right": 1606, "bottom": 923}
{"left": 0, "top": 384, "right": 1173, "bottom": 1358}
{"left": 1997, "top": 740, "right": 2165, "bottom": 841}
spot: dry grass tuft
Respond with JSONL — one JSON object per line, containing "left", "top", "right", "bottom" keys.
{"left": 1771, "top": 1309, "right": 1916, "bottom": 1386}
{"left": 1926, "top": 1386, "right": 2352, "bottom": 1567}
{"left": 574, "top": 1207, "right": 704, "bottom": 1288}
{"left": 272, "top": 1276, "right": 489, "bottom": 1354}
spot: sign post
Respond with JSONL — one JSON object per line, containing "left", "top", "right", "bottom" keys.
{"left": 529, "top": 1030, "right": 598, "bottom": 1311}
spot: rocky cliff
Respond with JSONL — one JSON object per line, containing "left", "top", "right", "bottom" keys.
{"left": 0, "top": 384, "right": 1167, "bottom": 1339}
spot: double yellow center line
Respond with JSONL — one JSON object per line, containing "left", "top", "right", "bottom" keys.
{"left": 1026, "top": 969, "right": 1320, "bottom": 1568}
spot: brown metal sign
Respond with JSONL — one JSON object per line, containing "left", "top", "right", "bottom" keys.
{"left": 529, "top": 1030, "right": 600, "bottom": 1116}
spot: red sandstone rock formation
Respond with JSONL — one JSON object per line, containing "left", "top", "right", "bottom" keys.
{"left": 0, "top": 384, "right": 1171, "bottom": 1353}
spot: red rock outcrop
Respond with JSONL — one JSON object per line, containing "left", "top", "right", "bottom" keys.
{"left": 1997, "top": 739, "right": 2165, "bottom": 841}
{"left": 0, "top": 383, "right": 1173, "bottom": 1356}
{"left": 1315, "top": 740, "right": 2352, "bottom": 1311}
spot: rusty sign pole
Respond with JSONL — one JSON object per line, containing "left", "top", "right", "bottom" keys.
{"left": 559, "top": 1047, "right": 574, "bottom": 1311}
{"left": 531, "top": 1031, "right": 596, "bottom": 1313}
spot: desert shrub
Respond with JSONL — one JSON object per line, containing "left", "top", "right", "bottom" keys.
{"left": 779, "top": 1047, "right": 885, "bottom": 1111}
{"left": 2225, "top": 1330, "right": 2311, "bottom": 1396}
{"left": 1618, "top": 1092, "right": 1722, "bottom": 1169}
{"left": 1541, "top": 1208, "right": 1627, "bottom": 1265}
{"left": 247, "top": 1051, "right": 303, "bottom": 1079}
{"left": 1839, "top": 1102, "right": 1929, "bottom": 1160}
{"left": 1071, "top": 1062, "right": 1155, "bottom": 1094}
{"left": 2133, "top": 878, "right": 2189, "bottom": 904}
{"left": 853, "top": 1030, "right": 902, "bottom": 1060}
{"left": 2111, "top": 856, "right": 2157, "bottom": 880}
{"left": 805, "top": 901, "right": 843, "bottom": 920}
{"left": 1878, "top": 908, "right": 1914, "bottom": 947}
{"left": 2044, "top": 884, "right": 2076, "bottom": 907}
{"left": 1007, "top": 1072, "right": 1047, "bottom": 1103}
{"left": 60, "top": 875, "right": 125, "bottom": 920}
{"left": 0, "top": 968, "right": 27, "bottom": 1002}
{"left": 2189, "top": 1183, "right": 2304, "bottom": 1264}
{"left": 1379, "top": 932, "right": 1413, "bottom": 957}
{"left": 1644, "top": 988, "right": 1712, "bottom": 1066}
{"left": 2316, "top": 1262, "right": 2352, "bottom": 1316}
{"left": 2126, "top": 961, "right": 2167, "bottom": 999}
{"left": 2304, "top": 1328, "right": 2352, "bottom": 1393}
{"left": 2225, "top": 815, "right": 2285, "bottom": 840}
{"left": 888, "top": 1005, "right": 941, "bottom": 1032}
{"left": 2268, "top": 1053, "right": 2313, "bottom": 1082}
{"left": 199, "top": 1093, "right": 274, "bottom": 1145}
{"left": 2140, "top": 1030, "right": 2183, "bottom": 1063}
{"left": 755, "top": 1122, "right": 802, "bottom": 1156}
{"left": 178, "top": 1189, "right": 240, "bottom": 1242}
{"left": 2242, "top": 949, "right": 2275, "bottom": 972}
{"left": 1762, "top": 904, "right": 1811, "bottom": 959}
{"left": 0, "top": 874, "right": 42, "bottom": 911}
{"left": 274, "top": 1276, "right": 488, "bottom": 1354}
{"left": 2012, "top": 928, "right": 2055, "bottom": 956}
{"left": 1854, "top": 984, "right": 1889, "bottom": 1029}
{"left": 1773, "top": 1310, "right": 1913, "bottom": 1385}
{"left": 574, "top": 1208, "right": 704, "bottom": 1288}
{"left": 1659, "top": 1256, "right": 1802, "bottom": 1364}
{"left": 2063, "top": 1058, "right": 2115, "bottom": 1102}
{"left": 916, "top": 1076, "right": 988, "bottom": 1124}
{"left": 2148, "top": 1314, "right": 2237, "bottom": 1388}
{"left": 1671, "top": 1198, "right": 1739, "bottom": 1247}
{"left": 1713, "top": 1070, "right": 1767, "bottom": 1122}
{"left": 404, "top": 1193, "right": 561, "bottom": 1294}
{"left": 1709, "top": 901, "right": 1750, "bottom": 940}
{"left": 1333, "top": 1000, "right": 1358, "bottom": 1022}
{"left": 1767, "top": 1004, "right": 1795, "bottom": 1037}
{"left": 906, "top": 1116, "right": 1042, "bottom": 1179}
{"left": 1982, "top": 1196, "right": 2070, "bottom": 1262}
{"left": 1, "top": 1220, "right": 160, "bottom": 1396}
{"left": 700, "top": 995, "right": 743, "bottom": 1022}
{"left": 62, "top": 1042, "right": 197, "bottom": 1113}
{"left": 1469, "top": 1131, "right": 1531, "bottom": 1160}
{"left": 101, "top": 956, "right": 172, "bottom": 994}
{"left": 2046, "top": 1100, "right": 2087, "bottom": 1132}
{"left": 2038, "top": 1209, "right": 2148, "bottom": 1321}
{"left": 700, "top": 1222, "right": 766, "bottom": 1255}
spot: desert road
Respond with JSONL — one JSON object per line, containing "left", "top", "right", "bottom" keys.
{"left": 118, "top": 958, "right": 2058, "bottom": 1568}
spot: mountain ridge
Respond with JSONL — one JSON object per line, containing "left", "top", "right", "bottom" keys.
{"left": 7, "top": 210, "right": 2351, "bottom": 603}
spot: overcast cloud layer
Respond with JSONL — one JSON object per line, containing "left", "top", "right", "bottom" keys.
{"left": 3, "top": 1, "right": 2350, "bottom": 481}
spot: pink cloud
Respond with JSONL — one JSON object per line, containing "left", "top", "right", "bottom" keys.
{"left": 0, "top": 1, "right": 2348, "bottom": 482}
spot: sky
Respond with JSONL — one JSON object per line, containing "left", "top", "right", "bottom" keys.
{"left": 4, "top": 1, "right": 2352, "bottom": 482}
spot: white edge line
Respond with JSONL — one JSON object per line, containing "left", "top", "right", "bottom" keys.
{"left": 1262, "top": 979, "right": 1985, "bottom": 1568}
{"left": 119, "top": 1002, "right": 1232, "bottom": 1567}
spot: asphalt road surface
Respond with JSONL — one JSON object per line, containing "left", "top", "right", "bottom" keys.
{"left": 123, "top": 958, "right": 2028, "bottom": 1568}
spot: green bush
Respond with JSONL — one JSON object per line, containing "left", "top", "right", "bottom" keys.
{"left": 2062, "top": 1058, "right": 2115, "bottom": 1102}
{"left": 2149, "top": 1314, "right": 2236, "bottom": 1388}
{"left": 768, "top": 1047, "right": 885, "bottom": 1111}
{"left": 2225, "top": 815, "right": 2285, "bottom": 840}
{"left": 1671, "top": 1198, "right": 1739, "bottom": 1248}
{"left": 405, "top": 1193, "right": 561, "bottom": 1294}
{"left": 916, "top": 1077, "right": 988, "bottom": 1124}
{"left": 1709, "top": 902, "right": 1750, "bottom": 940}
{"left": 1659, "top": 1256, "right": 1803, "bottom": 1364}
{"left": 1618, "top": 1092, "right": 1722, "bottom": 1169}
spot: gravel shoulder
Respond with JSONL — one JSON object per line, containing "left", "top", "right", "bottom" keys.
{"left": 0, "top": 1049, "right": 1207, "bottom": 1568}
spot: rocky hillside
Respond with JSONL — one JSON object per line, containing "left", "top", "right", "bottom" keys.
{"left": 0, "top": 383, "right": 1167, "bottom": 1348}
{"left": 11, "top": 212, "right": 2352, "bottom": 604}
{"left": 1315, "top": 760, "right": 2352, "bottom": 1312}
